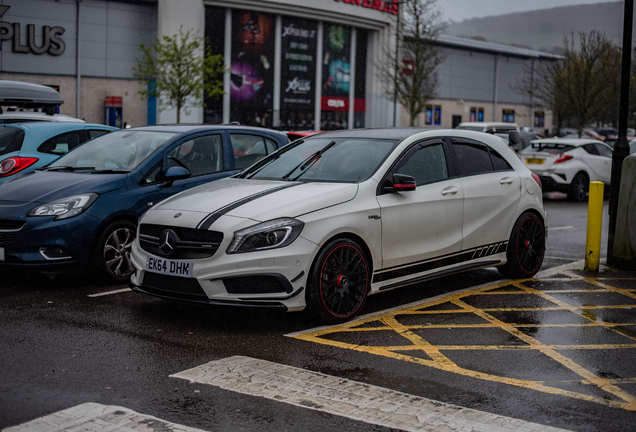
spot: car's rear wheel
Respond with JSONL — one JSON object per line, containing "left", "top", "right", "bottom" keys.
{"left": 568, "top": 173, "right": 589, "bottom": 202}
{"left": 307, "top": 238, "right": 370, "bottom": 324}
{"left": 498, "top": 212, "right": 545, "bottom": 279}
{"left": 95, "top": 220, "right": 136, "bottom": 283}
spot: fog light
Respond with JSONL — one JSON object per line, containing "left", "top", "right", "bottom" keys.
{"left": 39, "top": 246, "right": 72, "bottom": 260}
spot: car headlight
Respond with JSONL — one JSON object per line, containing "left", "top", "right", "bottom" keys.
{"left": 227, "top": 218, "right": 304, "bottom": 254}
{"left": 28, "top": 193, "right": 98, "bottom": 220}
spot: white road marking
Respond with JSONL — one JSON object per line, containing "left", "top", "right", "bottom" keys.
{"left": 548, "top": 226, "right": 574, "bottom": 231}
{"left": 3, "top": 402, "right": 206, "bottom": 432}
{"left": 87, "top": 288, "right": 131, "bottom": 298}
{"left": 171, "top": 356, "right": 569, "bottom": 432}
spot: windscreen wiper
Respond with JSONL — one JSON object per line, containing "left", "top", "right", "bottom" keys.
{"left": 282, "top": 140, "right": 336, "bottom": 181}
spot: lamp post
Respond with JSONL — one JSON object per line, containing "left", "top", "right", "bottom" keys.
{"left": 392, "top": 1, "right": 403, "bottom": 127}
{"left": 607, "top": 0, "right": 633, "bottom": 266}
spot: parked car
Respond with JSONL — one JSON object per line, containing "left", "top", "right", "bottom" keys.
{"left": 558, "top": 128, "right": 606, "bottom": 142}
{"left": 603, "top": 135, "right": 635, "bottom": 148}
{"left": 520, "top": 138, "right": 613, "bottom": 201}
{"left": 0, "top": 125, "right": 289, "bottom": 282}
{"left": 0, "top": 80, "right": 84, "bottom": 124}
{"left": 456, "top": 122, "right": 520, "bottom": 134}
{"left": 129, "top": 128, "right": 546, "bottom": 324}
{"left": 0, "top": 122, "right": 116, "bottom": 184}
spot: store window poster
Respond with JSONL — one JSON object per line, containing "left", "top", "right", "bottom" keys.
{"left": 230, "top": 12, "right": 274, "bottom": 107}
{"left": 434, "top": 106, "right": 441, "bottom": 126}
{"left": 322, "top": 25, "right": 351, "bottom": 97}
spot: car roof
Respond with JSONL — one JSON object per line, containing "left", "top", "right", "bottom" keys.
{"left": 458, "top": 122, "right": 518, "bottom": 127}
{"left": 0, "top": 112, "right": 85, "bottom": 123}
{"left": 131, "top": 124, "right": 287, "bottom": 135}
{"left": 1, "top": 121, "right": 112, "bottom": 131}
{"left": 302, "top": 127, "right": 435, "bottom": 141}
{"left": 531, "top": 138, "right": 602, "bottom": 146}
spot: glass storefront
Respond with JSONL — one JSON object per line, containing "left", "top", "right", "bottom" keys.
{"left": 204, "top": 7, "right": 366, "bottom": 130}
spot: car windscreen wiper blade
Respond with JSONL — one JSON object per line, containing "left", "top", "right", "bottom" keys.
{"left": 45, "top": 166, "right": 96, "bottom": 172}
{"left": 282, "top": 140, "right": 336, "bottom": 181}
{"left": 89, "top": 169, "right": 129, "bottom": 174}
{"left": 243, "top": 154, "right": 280, "bottom": 179}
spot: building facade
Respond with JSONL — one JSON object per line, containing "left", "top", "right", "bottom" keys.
{"left": 0, "top": 0, "right": 555, "bottom": 131}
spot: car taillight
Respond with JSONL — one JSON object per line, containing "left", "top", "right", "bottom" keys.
{"left": 553, "top": 154, "right": 573, "bottom": 164}
{"left": 532, "top": 173, "right": 542, "bottom": 190}
{"left": 0, "top": 157, "right": 39, "bottom": 177}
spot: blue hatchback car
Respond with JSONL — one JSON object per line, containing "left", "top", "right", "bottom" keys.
{"left": 0, "top": 124, "right": 289, "bottom": 282}
{"left": 0, "top": 122, "right": 116, "bottom": 183}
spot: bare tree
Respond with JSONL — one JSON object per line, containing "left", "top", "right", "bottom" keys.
{"left": 514, "top": 31, "right": 620, "bottom": 136}
{"left": 377, "top": 0, "right": 446, "bottom": 126}
{"left": 133, "top": 27, "right": 226, "bottom": 123}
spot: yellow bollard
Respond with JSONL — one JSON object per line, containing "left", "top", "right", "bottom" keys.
{"left": 585, "top": 181, "right": 605, "bottom": 272}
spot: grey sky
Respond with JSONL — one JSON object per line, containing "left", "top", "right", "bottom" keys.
{"left": 439, "top": 0, "right": 615, "bottom": 23}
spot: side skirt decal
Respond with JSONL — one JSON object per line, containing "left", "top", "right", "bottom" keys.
{"left": 373, "top": 241, "right": 507, "bottom": 284}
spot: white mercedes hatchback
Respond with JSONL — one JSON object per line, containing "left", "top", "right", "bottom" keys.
{"left": 130, "top": 128, "right": 546, "bottom": 323}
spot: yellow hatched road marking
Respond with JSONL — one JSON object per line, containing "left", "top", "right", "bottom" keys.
{"left": 293, "top": 268, "right": 636, "bottom": 411}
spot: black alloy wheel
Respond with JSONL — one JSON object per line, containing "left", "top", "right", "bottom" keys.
{"left": 95, "top": 220, "right": 136, "bottom": 283}
{"left": 568, "top": 173, "right": 589, "bottom": 202}
{"left": 498, "top": 212, "right": 545, "bottom": 279}
{"left": 307, "top": 238, "right": 370, "bottom": 324}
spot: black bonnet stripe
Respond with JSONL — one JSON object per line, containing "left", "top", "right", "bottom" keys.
{"left": 196, "top": 183, "right": 300, "bottom": 230}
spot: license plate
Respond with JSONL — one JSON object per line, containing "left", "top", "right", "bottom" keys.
{"left": 0, "top": 247, "right": 4, "bottom": 261}
{"left": 525, "top": 158, "right": 544, "bottom": 164}
{"left": 145, "top": 256, "right": 193, "bottom": 278}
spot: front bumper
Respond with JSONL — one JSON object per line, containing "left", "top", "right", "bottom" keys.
{"left": 0, "top": 212, "right": 102, "bottom": 275}
{"left": 129, "top": 234, "right": 319, "bottom": 312}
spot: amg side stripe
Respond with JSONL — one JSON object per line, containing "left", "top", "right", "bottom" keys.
{"left": 373, "top": 241, "right": 507, "bottom": 284}
{"left": 196, "top": 184, "right": 300, "bottom": 230}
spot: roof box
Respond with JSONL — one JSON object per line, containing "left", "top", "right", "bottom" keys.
{"left": 0, "top": 80, "right": 64, "bottom": 114}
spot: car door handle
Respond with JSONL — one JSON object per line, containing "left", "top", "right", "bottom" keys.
{"left": 441, "top": 187, "right": 458, "bottom": 196}
{"left": 500, "top": 177, "right": 514, "bottom": 185}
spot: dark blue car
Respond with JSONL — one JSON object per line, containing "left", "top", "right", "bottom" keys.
{"left": 0, "top": 124, "right": 289, "bottom": 282}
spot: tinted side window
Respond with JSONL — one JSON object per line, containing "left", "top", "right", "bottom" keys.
{"left": 142, "top": 161, "right": 162, "bottom": 185}
{"left": 454, "top": 142, "right": 493, "bottom": 176}
{"left": 88, "top": 129, "right": 110, "bottom": 139}
{"left": 167, "top": 134, "right": 223, "bottom": 176}
{"left": 582, "top": 144, "right": 600, "bottom": 155}
{"left": 594, "top": 143, "right": 613, "bottom": 158}
{"left": 397, "top": 143, "right": 448, "bottom": 186}
{"left": 0, "top": 128, "right": 25, "bottom": 155}
{"left": 231, "top": 134, "right": 270, "bottom": 169}
{"left": 489, "top": 148, "right": 512, "bottom": 171}
{"left": 37, "top": 131, "right": 85, "bottom": 155}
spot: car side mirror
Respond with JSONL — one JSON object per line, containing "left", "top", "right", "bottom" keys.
{"left": 384, "top": 173, "right": 416, "bottom": 193}
{"left": 162, "top": 166, "right": 190, "bottom": 186}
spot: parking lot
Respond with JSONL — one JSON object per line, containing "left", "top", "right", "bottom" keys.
{"left": 292, "top": 262, "right": 636, "bottom": 413}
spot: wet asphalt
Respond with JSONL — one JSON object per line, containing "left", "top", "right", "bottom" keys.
{"left": 1, "top": 195, "right": 635, "bottom": 431}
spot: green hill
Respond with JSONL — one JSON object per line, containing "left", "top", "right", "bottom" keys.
{"left": 444, "top": 1, "right": 632, "bottom": 52}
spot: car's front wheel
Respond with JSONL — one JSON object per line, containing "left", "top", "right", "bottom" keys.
{"left": 307, "top": 238, "right": 370, "bottom": 324}
{"left": 95, "top": 220, "right": 136, "bottom": 283}
{"left": 568, "top": 173, "right": 589, "bottom": 202}
{"left": 498, "top": 212, "right": 545, "bottom": 279}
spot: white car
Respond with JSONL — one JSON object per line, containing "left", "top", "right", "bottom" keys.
{"left": 520, "top": 138, "right": 613, "bottom": 202}
{"left": 129, "top": 129, "right": 546, "bottom": 323}
{"left": 456, "top": 122, "right": 519, "bottom": 134}
{"left": 0, "top": 111, "right": 85, "bottom": 124}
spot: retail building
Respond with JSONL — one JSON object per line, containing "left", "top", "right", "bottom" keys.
{"left": 0, "top": 0, "right": 556, "bottom": 131}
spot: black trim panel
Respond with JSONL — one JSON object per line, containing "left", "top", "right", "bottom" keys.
{"left": 373, "top": 241, "right": 507, "bottom": 284}
{"left": 196, "top": 183, "right": 300, "bottom": 230}
{"left": 379, "top": 261, "right": 501, "bottom": 291}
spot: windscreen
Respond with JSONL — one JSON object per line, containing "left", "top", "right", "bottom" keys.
{"left": 240, "top": 137, "right": 396, "bottom": 183}
{"left": 46, "top": 130, "right": 177, "bottom": 172}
